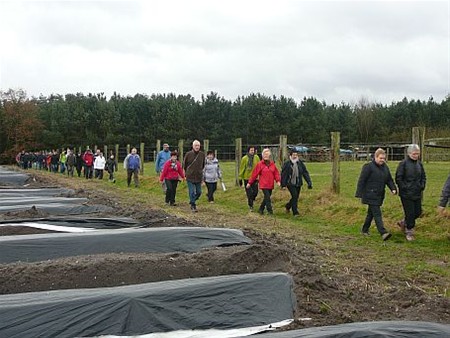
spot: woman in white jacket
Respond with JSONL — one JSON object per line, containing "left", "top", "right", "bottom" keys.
{"left": 94, "top": 153, "right": 106, "bottom": 179}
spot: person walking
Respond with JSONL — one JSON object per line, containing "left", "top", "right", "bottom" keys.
{"left": 82, "top": 149, "right": 94, "bottom": 179}
{"left": 156, "top": 143, "right": 171, "bottom": 193}
{"left": 75, "top": 151, "right": 83, "bottom": 177}
{"left": 247, "top": 148, "right": 281, "bottom": 215}
{"left": 239, "top": 146, "right": 260, "bottom": 211}
{"left": 183, "top": 140, "right": 205, "bottom": 212}
{"left": 156, "top": 143, "right": 171, "bottom": 175}
{"left": 66, "top": 149, "right": 76, "bottom": 177}
{"left": 59, "top": 150, "right": 67, "bottom": 174}
{"left": 281, "top": 150, "right": 313, "bottom": 217}
{"left": 94, "top": 152, "right": 106, "bottom": 179}
{"left": 355, "top": 148, "right": 397, "bottom": 241}
{"left": 105, "top": 154, "right": 117, "bottom": 183}
{"left": 124, "top": 147, "right": 141, "bottom": 187}
{"left": 437, "top": 174, "right": 450, "bottom": 216}
{"left": 203, "top": 150, "right": 223, "bottom": 203}
{"left": 160, "top": 150, "right": 185, "bottom": 206}
{"left": 395, "top": 144, "right": 426, "bottom": 241}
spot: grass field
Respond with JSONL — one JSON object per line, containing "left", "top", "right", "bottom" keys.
{"left": 42, "top": 159, "right": 450, "bottom": 296}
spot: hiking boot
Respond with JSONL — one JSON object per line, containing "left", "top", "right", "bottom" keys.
{"left": 361, "top": 231, "right": 370, "bottom": 237}
{"left": 285, "top": 206, "right": 290, "bottom": 214}
{"left": 258, "top": 209, "right": 264, "bottom": 215}
{"left": 268, "top": 210, "right": 274, "bottom": 215}
{"left": 406, "top": 230, "right": 415, "bottom": 241}
{"left": 382, "top": 232, "right": 392, "bottom": 241}
{"left": 249, "top": 206, "right": 254, "bottom": 212}
{"left": 191, "top": 205, "right": 198, "bottom": 213}
{"left": 397, "top": 220, "right": 405, "bottom": 233}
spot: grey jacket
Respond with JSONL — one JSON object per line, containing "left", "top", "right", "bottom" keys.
{"left": 203, "top": 158, "right": 222, "bottom": 183}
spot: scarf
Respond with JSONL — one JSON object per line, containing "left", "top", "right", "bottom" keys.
{"left": 290, "top": 160, "right": 299, "bottom": 186}
{"left": 247, "top": 154, "right": 254, "bottom": 170}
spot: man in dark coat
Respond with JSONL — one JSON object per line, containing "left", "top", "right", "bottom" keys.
{"left": 281, "top": 150, "right": 312, "bottom": 217}
{"left": 183, "top": 140, "right": 205, "bottom": 212}
{"left": 356, "top": 148, "right": 397, "bottom": 241}
{"left": 437, "top": 174, "right": 450, "bottom": 216}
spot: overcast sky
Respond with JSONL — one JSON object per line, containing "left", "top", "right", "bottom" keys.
{"left": 0, "top": 0, "right": 448, "bottom": 105}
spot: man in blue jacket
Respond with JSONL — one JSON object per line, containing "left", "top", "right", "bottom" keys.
{"left": 156, "top": 143, "right": 171, "bottom": 174}
{"left": 124, "top": 147, "right": 141, "bottom": 188}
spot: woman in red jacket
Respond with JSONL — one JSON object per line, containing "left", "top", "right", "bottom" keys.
{"left": 247, "top": 148, "right": 281, "bottom": 215}
{"left": 160, "top": 150, "right": 185, "bottom": 206}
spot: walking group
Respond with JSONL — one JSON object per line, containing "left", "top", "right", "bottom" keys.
{"left": 16, "top": 148, "right": 118, "bottom": 182}
{"left": 17, "top": 141, "right": 449, "bottom": 241}
{"left": 157, "top": 141, "right": 314, "bottom": 216}
{"left": 356, "top": 144, "right": 449, "bottom": 242}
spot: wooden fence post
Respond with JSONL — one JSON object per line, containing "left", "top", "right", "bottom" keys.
{"left": 235, "top": 138, "right": 242, "bottom": 186}
{"left": 103, "top": 145, "right": 108, "bottom": 157}
{"left": 140, "top": 142, "right": 145, "bottom": 174}
{"left": 279, "top": 135, "right": 288, "bottom": 165}
{"left": 178, "top": 140, "right": 184, "bottom": 164}
{"left": 203, "top": 139, "right": 209, "bottom": 152}
{"left": 115, "top": 144, "right": 119, "bottom": 162}
{"left": 412, "top": 127, "right": 425, "bottom": 160}
{"left": 126, "top": 144, "right": 130, "bottom": 155}
{"left": 331, "top": 132, "right": 341, "bottom": 194}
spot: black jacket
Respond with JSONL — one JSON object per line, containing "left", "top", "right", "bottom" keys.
{"left": 281, "top": 160, "right": 312, "bottom": 188}
{"left": 395, "top": 157, "right": 426, "bottom": 200}
{"left": 356, "top": 160, "right": 396, "bottom": 206}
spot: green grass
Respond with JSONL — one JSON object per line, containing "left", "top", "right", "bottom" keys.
{"left": 36, "top": 160, "right": 450, "bottom": 295}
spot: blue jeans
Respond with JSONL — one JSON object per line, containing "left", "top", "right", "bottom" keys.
{"left": 187, "top": 181, "right": 202, "bottom": 206}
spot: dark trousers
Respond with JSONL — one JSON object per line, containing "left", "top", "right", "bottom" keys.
{"left": 286, "top": 185, "right": 301, "bottom": 215}
{"left": 206, "top": 182, "right": 217, "bottom": 202}
{"left": 95, "top": 169, "right": 104, "bottom": 179}
{"left": 244, "top": 179, "right": 259, "bottom": 207}
{"left": 76, "top": 166, "right": 82, "bottom": 177}
{"left": 84, "top": 165, "right": 93, "bottom": 179}
{"left": 259, "top": 189, "right": 273, "bottom": 213}
{"left": 108, "top": 170, "right": 115, "bottom": 181}
{"left": 362, "top": 204, "right": 387, "bottom": 235}
{"left": 165, "top": 179, "right": 179, "bottom": 205}
{"left": 127, "top": 168, "right": 139, "bottom": 187}
{"left": 400, "top": 198, "right": 422, "bottom": 230}
{"left": 67, "top": 165, "right": 74, "bottom": 177}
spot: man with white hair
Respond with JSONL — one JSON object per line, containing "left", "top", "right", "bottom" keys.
{"left": 183, "top": 140, "right": 205, "bottom": 212}
{"left": 395, "top": 144, "right": 427, "bottom": 241}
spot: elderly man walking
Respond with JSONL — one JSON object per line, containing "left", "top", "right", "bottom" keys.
{"left": 183, "top": 140, "right": 205, "bottom": 212}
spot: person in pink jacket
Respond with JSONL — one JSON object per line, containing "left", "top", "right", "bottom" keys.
{"left": 247, "top": 148, "right": 281, "bottom": 215}
{"left": 160, "top": 150, "right": 185, "bottom": 206}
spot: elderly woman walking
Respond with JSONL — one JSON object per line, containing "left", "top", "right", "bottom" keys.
{"left": 355, "top": 148, "right": 397, "bottom": 241}
{"left": 247, "top": 148, "right": 281, "bottom": 215}
{"left": 395, "top": 144, "right": 427, "bottom": 241}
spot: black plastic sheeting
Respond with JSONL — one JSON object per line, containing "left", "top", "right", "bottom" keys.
{"left": 250, "top": 320, "right": 450, "bottom": 338}
{"left": 0, "top": 187, "right": 75, "bottom": 197}
{"left": 0, "top": 202, "right": 113, "bottom": 215}
{"left": 0, "top": 167, "right": 30, "bottom": 186}
{"left": 0, "top": 272, "right": 296, "bottom": 338}
{"left": 0, "top": 227, "right": 252, "bottom": 263}
{"left": 0, "top": 196, "right": 88, "bottom": 206}
{"left": 0, "top": 217, "right": 139, "bottom": 229}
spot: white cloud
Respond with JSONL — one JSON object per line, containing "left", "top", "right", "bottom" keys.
{"left": 0, "top": 0, "right": 448, "bottom": 104}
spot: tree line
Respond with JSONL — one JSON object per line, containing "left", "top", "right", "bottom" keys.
{"left": 1, "top": 88, "right": 449, "bottom": 162}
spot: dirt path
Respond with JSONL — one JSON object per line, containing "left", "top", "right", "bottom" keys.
{"left": 1, "top": 171, "right": 448, "bottom": 330}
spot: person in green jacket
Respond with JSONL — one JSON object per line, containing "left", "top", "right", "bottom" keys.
{"left": 239, "top": 146, "right": 260, "bottom": 211}
{"left": 59, "top": 150, "right": 67, "bottom": 174}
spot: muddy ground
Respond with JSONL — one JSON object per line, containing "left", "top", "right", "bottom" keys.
{"left": 0, "top": 171, "right": 449, "bottom": 331}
